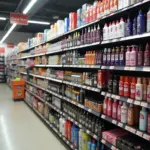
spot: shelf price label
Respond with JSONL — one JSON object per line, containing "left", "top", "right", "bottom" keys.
{"left": 134, "top": 101, "right": 141, "bottom": 105}
{"left": 118, "top": 122, "right": 123, "bottom": 127}
{"left": 111, "top": 145, "right": 116, "bottom": 150}
{"left": 136, "top": 131, "right": 143, "bottom": 137}
{"left": 127, "top": 98, "right": 133, "bottom": 103}
{"left": 143, "top": 134, "right": 150, "bottom": 141}
{"left": 101, "top": 114, "right": 106, "bottom": 119}
{"left": 101, "top": 139, "right": 106, "bottom": 144}
{"left": 112, "top": 120, "right": 117, "bottom": 125}
{"left": 141, "top": 102, "right": 148, "bottom": 107}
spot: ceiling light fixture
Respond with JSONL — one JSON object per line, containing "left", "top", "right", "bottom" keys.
{"left": 0, "top": 17, "right": 6, "bottom": 20}
{"left": 28, "top": 20, "right": 50, "bottom": 25}
{"left": 23, "top": 0, "right": 37, "bottom": 14}
{"left": 0, "top": 24, "right": 17, "bottom": 43}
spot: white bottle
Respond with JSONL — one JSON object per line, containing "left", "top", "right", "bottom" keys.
{"left": 118, "top": 0, "right": 123, "bottom": 10}
{"left": 111, "top": 21, "right": 116, "bottom": 39}
{"left": 125, "top": 46, "right": 130, "bottom": 66}
{"left": 120, "top": 18, "right": 126, "bottom": 37}
{"left": 147, "top": 7, "right": 150, "bottom": 32}
{"left": 135, "top": 78, "right": 143, "bottom": 101}
{"left": 79, "top": 129, "right": 83, "bottom": 150}
{"left": 131, "top": 0, "right": 136, "bottom": 5}
{"left": 103, "top": 23, "right": 108, "bottom": 40}
{"left": 130, "top": 45, "right": 137, "bottom": 66}
{"left": 59, "top": 117, "right": 63, "bottom": 133}
{"left": 116, "top": 21, "right": 120, "bottom": 38}
{"left": 121, "top": 102, "right": 128, "bottom": 123}
{"left": 62, "top": 118, "right": 66, "bottom": 136}
{"left": 108, "top": 23, "right": 112, "bottom": 40}
{"left": 124, "top": 0, "right": 131, "bottom": 8}
{"left": 139, "top": 107, "right": 148, "bottom": 131}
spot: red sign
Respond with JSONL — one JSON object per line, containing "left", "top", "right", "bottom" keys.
{"left": 7, "top": 43, "right": 14, "bottom": 48}
{"left": 10, "top": 13, "right": 28, "bottom": 25}
{"left": 0, "top": 47, "right": 5, "bottom": 54}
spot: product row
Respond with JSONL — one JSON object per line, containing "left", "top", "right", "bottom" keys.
{"left": 103, "top": 97, "right": 150, "bottom": 133}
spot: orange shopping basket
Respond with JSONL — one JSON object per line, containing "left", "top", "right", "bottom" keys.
{"left": 11, "top": 80, "right": 25, "bottom": 101}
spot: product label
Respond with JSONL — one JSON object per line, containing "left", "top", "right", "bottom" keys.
{"left": 136, "top": 88, "right": 141, "bottom": 98}
{"left": 140, "top": 114, "right": 144, "bottom": 119}
{"left": 147, "top": 13, "right": 150, "bottom": 32}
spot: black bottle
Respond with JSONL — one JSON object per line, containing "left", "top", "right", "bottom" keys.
{"left": 108, "top": 74, "right": 113, "bottom": 93}
{"left": 113, "top": 75, "right": 119, "bottom": 94}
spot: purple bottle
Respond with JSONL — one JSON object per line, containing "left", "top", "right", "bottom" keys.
{"left": 137, "top": 45, "right": 143, "bottom": 66}
{"left": 111, "top": 48, "right": 115, "bottom": 66}
{"left": 87, "top": 27, "right": 91, "bottom": 44}
{"left": 133, "top": 17, "right": 137, "bottom": 35}
{"left": 126, "top": 17, "right": 133, "bottom": 37}
{"left": 115, "top": 47, "right": 119, "bottom": 66}
{"left": 107, "top": 48, "right": 111, "bottom": 65}
{"left": 90, "top": 27, "right": 93, "bottom": 44}
{"left": 119, "top": 46, "right": 125, "bottom": 66}
{"left": 92, "top": 25, "right": 96, "bottom": 43}
{"left": 96, "top": 24, "right": 101, "bottom": 42}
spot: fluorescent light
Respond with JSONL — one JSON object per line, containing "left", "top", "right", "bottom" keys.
{"left": 23, "top": 0, "right": 37, "bottom": 14}
{"left": 0, "top": 24, "right": 17, "bottom": 43}
{"left": 28, "top": 20, "right": 50, "bottom": 25}
{"left": 0, "top": 17, "right": 6, "bottom": 20}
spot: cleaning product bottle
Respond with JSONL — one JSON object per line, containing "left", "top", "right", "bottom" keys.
{"left": 137, "top": 45, "right": 143, "bottom": 66}
{"left": 117, "top": 101, "right": 122, "bottom": 121}
{"left": 112, "top": 99, "right": 118, "bottom": 119}
{"left": 88, "top": 141, "right": 92, "bottom": 150}
{"left": 116, "top": 20, "right": 120, "bottom": 38}
{"left": 130, "top": 45, "right": 137, "bottom": 66}
{"left": 126, "top": 46, "right": 130, "bottom": 66}
{"left": 147, "top": 78, "right": 150, "bottom": 102}
{"left": 119, "top": 76, "right": 124, "bottom": 96}
{"left": 147, "top": 111, "right": 150, "bottom": 134}
{"left": 124, "top": 76, "right": 130, "bottom": 97}
{"left": 119, "top": 46, "right": 125, "bottom": 66}
{"left": 103, "top": 96, "right": 108, "bottom": 115}
{"left": 127, "top": 104, "right": 135, "bottom": 126}
{"left": 147, "top": 7, "right": 150, "bottom": 32}
{"left": 121, "top": 102, "right": 128, "bottom": 123}
{"left": 111, "top": 47, "right": 115, "bottom": 65}
{"left": 108, "top": 22, "right": 112, "bottom": 40}
{"left": 143, "top": 78, "right": 148, "bottom": 101}
{"left": 137, "top": 10, "right": 145, "bottom": 34}
{"left": 120, "top": 18, "right": 126, "bottom": 37}
{"left": 144, "top": 43, "right": 150, "bottom": 66}
{"left": 130, "top": 77, "right": 136, "bottom": 99}
{"left": 139, "top": 107, "right": 148, "bottom": 131}
{"left": 135, "top": 77, "right": 143, "bottom": 101}
{"left": 107, "top": 98, "right": 112, "bottom": 117}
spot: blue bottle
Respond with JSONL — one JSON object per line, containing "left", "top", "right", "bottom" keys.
{"left": 71, "top": 124, "right": 75, "bottom": 144}
{"left": 133, "top": 17, "right": 137, "bottom": 35}
{"left": 74, "top": 126, "right": 79, "bottom": 148}
{"left": 137, "top": 10, "right": 145, "bottom": 34}
{"left": 91, "top": 141, "right": 96, "bottom": 150}
{"left": 126, "top": 17, "right": 133, "bottom": 36}
{"left": 88, "top": 141, "right": 92, "bottom": 150}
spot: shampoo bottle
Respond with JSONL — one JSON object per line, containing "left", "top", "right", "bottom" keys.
{"left": 124, "top": 76, "right": 130, "bottom": 97}
{"left": 130, "top": 77, "right": 136, "bottom": 99}
{"left": 127, "top": 104, "right": 135, "bottom": 126}
{"left": 139, "top": 107, "right": 148, "bottom": 131}
{"left": 137, "top": 45, "right": 143, "bottom": 66}
{"left": 144, "top": 43, "right": 150, "bottom": 66}
{"left": 135, "top": 77, "right": 143, "bottom": 101}
{"left": 119, "top": 46, "right": 125, "bottom": 66}
{"left": 147, "top": 78, "right": 150, "bottom": 102}
{"left": 111, "top": 47, "right": 115, "bottom": 65}
{"left": 121, "top": 102, "right": 128, "bottom": 124}
{"left": 119, "top": 76, "right": 124, "bottom": 96}
{"left": 137, "top": 10, "right": 145, "bottom": 34}
{"left": 147, "top": 7, "right": 150, "bottom": 32}
{"left": 126, "top": 46, "right": 130, "bottom": 66}
{"left": 130, "top": 45, "right": 137, "bottom": 66}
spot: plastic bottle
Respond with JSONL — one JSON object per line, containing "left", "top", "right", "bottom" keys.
{"left": 107, "top": 98, "right": 112, "bottom": 117}
{"left": 103, "top": 23, "right": 108, "bottom": 40}
{"left": 147, "top": 78, "right": 150, "bottom": 102}
{"left": 117, "top": 101, "right": 122, "bottom": 121}
{"left": 116, "top": 21, "right": 120, "bottom": 38}
{"left": 124, "top": 0, "right": 131, "bottom": 7}
{"left": 111, "top": 47, "right": 115, "bottom": 65}
{"left": 119, "top": 46, "right": 125, "bottom": 66}
{"left": 130, "top": 77, "right": 136, "bottom": 99}
{"left": 111, "top": 21, "right": 116, "bottom": 39}
{"left": 113, "top": 75, "right": 119, "bottom": 95}
{"left": 79, "top": 129, "right": 83, "bottom": 150}
{"left": 135, "top": 77, "right": 143, "bottom": 101}
{"left": 126, "top": 46, "right": 130, "bottom": 66}
{"left": 82, "top": 132, "right": 89, "bottom": 150}
{"left": 119, "top": 76, "right": 124, "bottom": 96}
{"left": 108, "top": 23, "right": 111, "bottom": 40}
{"left": 137, "top": 45, "right": 143, "bottom": 66}
{"left": 133, "top": 17, "right": 137, "bottom": 35}
{"left": 91, "top": 140, "right": 96, "bottom": 150}
{"left": 127, "top": 104, "right": 135, "bottom": 126}
{"left": 115, "top": 47, "right": 119, "bottom": 66}
{"left": 130, "top": 45, "right": 137, "bottom": 66}
{"left": 147, "top": 111, "right": 150, "bottom": 134}
{"left": 124, "top": 76, "right": 130, "bottom": 97}
{"left": 88, "top": 141, "right": 92, "bottom": 150}
{"left": 120, "top": 18, "right": 126, "bottom": 37}
{"left": 118, "top": 0, "right": 123, "bottom": 10}
{"left": 112, "top": 99, "right": 118, "bottom": 119}
{"left": 144, "top": 43, "right": 150, "bottom": 66}
{"left": 59, "top": 117, "right": 63, "bottom": 133}
{"left": 81, "top": 30, "right": 84, "bottom": 45}
{"left": 107, "top": 48, "right": 111, "bottom": 65}
{"left": 103, "top": 96, "right": 108, "bottom": 115}
{"left": 84, "top": 28, "right": 87, "bottom": 44}
{"left": 143, "top": 78, "right": 147, "bottom": 101}
{"left": 96, "top": 24, "right": 101, "bottom": 42}
{"left": 121, "top": 102, "right": 128, "bottom": 123}
{"left": 137, "top": 10, "right": 145, "bottom": 34}
{"left": 147, "top": 7, "right": 150, "bottom": 32}
{"left": 126, "top": 17, "right": 133, "bottom": 36}
{"left": 139, "top": 107, "right": 148, "bottom": 131}
{"left": 103, "top": 48, "right": 107, "bottom": 65}
{"left": 108, "top": 74, "right": 113, "bottom": 93}
{"left": 93, "top": 25, "right": 96, "bottom": 43}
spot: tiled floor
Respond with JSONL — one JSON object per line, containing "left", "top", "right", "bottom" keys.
{"left": 0, "top": 84, "right": 66, "bottom": 150}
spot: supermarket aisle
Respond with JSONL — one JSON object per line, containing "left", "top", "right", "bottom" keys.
{"left": 0, "top": 84, "right": 67, "bottom": 150}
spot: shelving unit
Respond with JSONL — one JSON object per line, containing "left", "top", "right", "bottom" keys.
{"left": 14, "top": 0, "right": 150, "bottom": 149}
{"left": 0, "top": 56, "right": 5, "bottom": 83}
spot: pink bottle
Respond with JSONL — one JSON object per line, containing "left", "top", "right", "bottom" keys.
{"left": 148, "top": 111, "right": 150, "bottom": 134}
{"left": 130, "top": 45, "right": 137, "bottom": 66}
{"left": 125, "top": 46, "right": 130, "bottom": 66}
{"left": 117, "top": 101, "right": 122, "bottom": 121}
{"left": 112, "top": 99, "right": 118, "bottom": 119}
{"left": 107, "top": 98, "right": 112, "bottom": 117}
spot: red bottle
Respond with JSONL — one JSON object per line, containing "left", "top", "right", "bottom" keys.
{"left": 67, "top": 121, "right": 72, "bottom": 141}
{"left": 119, "top": 76, "right": 124, "bottom": 96}
{"left": 124, "top": 76, "right": 130, "bottom": 97}
{"left": 117, "top": 101, "right": 122, "bottom": 121}
{"left": 103, "top": 96, "right": 108, "bottom": 115}
{"left": 65, "top": 120, "right": 69, "bottom": 139}
{"left": 107, "top": 98, "right": 112, "bottom": 117}
{"left": 112, "top": 99, "right": 118, "bottom": 119}
{"left": 130, "top": 77, "right": 136, "bottom": 99}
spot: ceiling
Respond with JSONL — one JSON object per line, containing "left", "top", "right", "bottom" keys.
{"left": 0, "top": 0, "right": 94, "bottom": 33}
